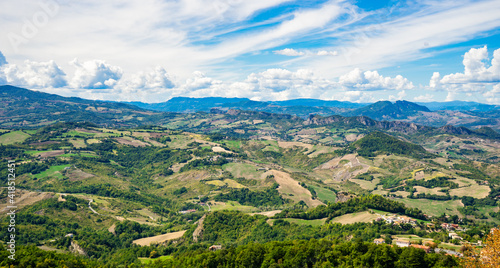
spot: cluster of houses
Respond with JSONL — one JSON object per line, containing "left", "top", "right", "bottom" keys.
{"left": 376, "top": 215, "right": 418, "bottom": 225}
{"left": 373, "top": 238, "right": 462, "bottom": 256}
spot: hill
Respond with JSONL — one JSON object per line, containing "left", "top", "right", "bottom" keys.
{"left": 346, "top": 100, "right": 431, "bottom": 120}
{"left": 348, "top": 131, "right": 431, "bottom": 158}
{"left": 0, "top": 85, "right": 174, "bottom": 128}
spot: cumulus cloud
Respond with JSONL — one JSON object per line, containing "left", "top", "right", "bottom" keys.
{"left": 428, "top": 46, "right": 500, "bottom": 102}
{"left": 183, "top": 71, "right": 222, "bottom": 91}
{"left": 69, "top": 59, "right": 123, "bottom": 90}
{"left": 440, "top": 46, "right": 500, "bottom": 84}
{"left": 413, "top": 94, "right": 434, "bottom": 102}
{"left": 126, "top": 66, "right": 175, "bottom": 89}
{"left": 339, "top": 68, "right": 414, "bottom": 91}
{"left": 317, "top": 50, "right": 338, "bottom": 56}
{"left": 484, "top": 84, "right": 500, "bottom": 103}
{"left": 273, "top": 48, "right": 305, "bottom": 56}
{"left": 0, "top": 60, "right": 67, "bottom": 88}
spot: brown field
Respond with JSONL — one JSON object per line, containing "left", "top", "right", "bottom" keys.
{"left": 0, "top": 189, "right": 54, "bottom": 214}
{"left": 267, "top": 170, "right": 323, "bottom": 207}
{"left": 345, "top": 134, "right": 363, "bottom": 142}
{"left": 35, "top": 150, "right": 65, "bottom": 157}
{"left": 65, "top": 168, "right": 94, "bottom": 182}
{"left": 249, "top": 210, "right": 282, "bottom": 217}
{"left": 450, "top": 184, "right": 490, "bottom": 198}
{"left": 133, "top": 230, "right": 186, "bottom": 246}
{"left": 330, "top": 211, "right": 379, "bottom": 224}
{"left": 277, "top": 141, "right": 313, "bottom": 150}
{"left": 413, "top": 186, "right": 447, "bottom": 196}
{"left": 212, "top": 146, "right": 234, "bottom": 154}
{"left": 114, "top": 137, "right": 150, "bottom": 147}
{"left": 350, "top": 178, "right": 379, "bottom": 190}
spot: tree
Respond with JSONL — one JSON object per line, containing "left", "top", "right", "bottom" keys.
{"left": 462, "top": 227, "right": 500, "bottom": 268}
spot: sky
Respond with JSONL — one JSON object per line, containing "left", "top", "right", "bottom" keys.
{"left": 0, "top": 0, "right": 500, "bottom": 104}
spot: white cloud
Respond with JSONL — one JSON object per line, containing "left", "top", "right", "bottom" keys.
{"left": 274, "top": 48, "right": 305, "bottom": 56}
{"left": 428, "top": 46, "right": 500, "bottom": 103}
{"left": 413, "top": 94, "right": 434, "bottom": 102}
{"left": 126, "top": 66, "right": 175, "bottom": 89}
{"left": 317, "top": 50, "right": 338, "bottom": 56}
{"left": 484, "top": 84, "right": 500, "bottom": 103}
{"left": 69, "top": 59, "right": 123, "bottom": 90}
{"left": 440, "top": 46, "right": 500, "bottom": 84}
{"left": 339, "top": 68, "right": 414, "bottom": 91}
{"left": 0, "top": 60, "right": 67, "bottom": 88}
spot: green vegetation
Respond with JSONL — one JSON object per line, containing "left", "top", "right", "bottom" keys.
{"left": 0, "top": 130, "right": 31, "bottom": 144}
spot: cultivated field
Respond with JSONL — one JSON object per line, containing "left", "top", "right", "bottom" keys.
{"left": 0, "top": 131, "right": 30, "bottom": 144}
{"left": 330, "top": 211, "right": 380, "bottom": 225}
{"left": 267, "top": 170, "right": 324, "bottom": 207}
{"left": 133, "top": 230, "right": 186, "bottom": 246}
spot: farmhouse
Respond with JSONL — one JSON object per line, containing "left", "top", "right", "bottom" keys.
{"left": 394, "top": 240, "right": 410, "bottom": 247}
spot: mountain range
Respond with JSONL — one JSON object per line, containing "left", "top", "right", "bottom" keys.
{"left": 1, "top": 85, "right": 500, "bottom": 131}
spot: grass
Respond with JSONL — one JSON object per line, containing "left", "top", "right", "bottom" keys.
{"left": 210, "top": 201, "right": 257, "bottom": 213}
{"left": 272, "top": 218, "right": 326, "bottom": 227}
{"left": 398, "top": 199, "right": 463, "bottom": 217}
{"left": 139, "top": 255, "right": 173, "bottom": 264}
{"left": 449, "top": 184, "right": 490, "bottom": 198}
{"left": 223, "top": 162, "right": 264, "bottom": 180}
{"left": 0, "top": 131, "right": 31, "bottom": 144}
{"left": 330, "top": 211, "right": 380, "bottom": 224}
{"left": 311, "top": 186, "right": 336, "bottom": 203}
{"left": 32, "top": 164, "right": 71, "bottom": 180}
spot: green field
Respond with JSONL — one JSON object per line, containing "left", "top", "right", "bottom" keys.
{"left": 0, "top": 131, "right": 30, "bottom": 144}
{"left": 139, "top": 255, "right": 173, "bottom": 264}
{"left": 311, "top": 186, "right": 337, "bottom": 203}
{"left": 283, "top": 218, "right": 327, "bottom": 226}
{"left": 398, "top": 199, "right": 463, "bottom": 217}
{"left": 33, "top": 164, "right": 71, "bottom": 179}
{"left": 223, "top": 162, "right": 264, "bottom": 180}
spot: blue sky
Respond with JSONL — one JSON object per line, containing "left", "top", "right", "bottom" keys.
{"left": 0, "top": 0, "right": 499, "bottom": 103}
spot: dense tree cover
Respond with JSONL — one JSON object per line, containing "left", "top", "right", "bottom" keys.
{"left": 179, "top": 157, "right": 228, "bottom": 172}
{"left": 348, "top": 131, "right": 433, "bottom": 159}
{"left": 0, "top": 245, "right": 101, "bottom": 268}
{"left": 406, "top": 176, "right": 459, "bottom": 189}
{"left": 277, "top": 195, "right": 426, "bottom": 221}
{"left": 197, "top": 210, "right": 424, "bottom": 247}
{"left": 214, "top": 184, "right": 288, "bottom": 207}
{"left": 147, "top": 239, "right": 458, "bottom": 268}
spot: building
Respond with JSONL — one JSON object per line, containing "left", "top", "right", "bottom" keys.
{"left": 395, "top": 240, "right": 410, "bottom": 247}
{"left": 373, "top": 238, "right": 385, "bottom": 245}
{"left": 179, "top": 209, "right": 196, "bottom": 214}
{"left": 209, "top": 245, "right": 222, "bottom": 251}
{"left": 411, "top": 244, "right": 431, "bottom": 253}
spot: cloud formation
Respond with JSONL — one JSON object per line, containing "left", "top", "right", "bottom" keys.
{"left": 429, "top": 46, "right": 500, "bottom": 103}
{"left": 440, "top": 46, "right": 500, "bottom": 84}
{"left": 126, "top": 66, "right": 175, "bottom": 89}
{"left": 0, "top": 60, "right": 67, "bottom": 88}
{"left": 69, "top": 59, "right": 123, "bottom": 90}
{"left": 273, "top": 48, "right": 305, "bottom": 56}
{"left": 339, "top": 68, "right": 414, "bottom": 91}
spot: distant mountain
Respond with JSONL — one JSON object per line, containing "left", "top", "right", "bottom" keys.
{"left": 126, "top": 97, "right": 250, "bottom": 112}
{"left": 417, "top": 101, "right": 499, "bottom": 112}
{"left": 346, "top": 100, "right": 430, "bottom": 120}
{"left": 0, "top": 85, "right": 168, "bottom": 128}
{"left": 271, "top": 99, "right": 366, "bottom": 108}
